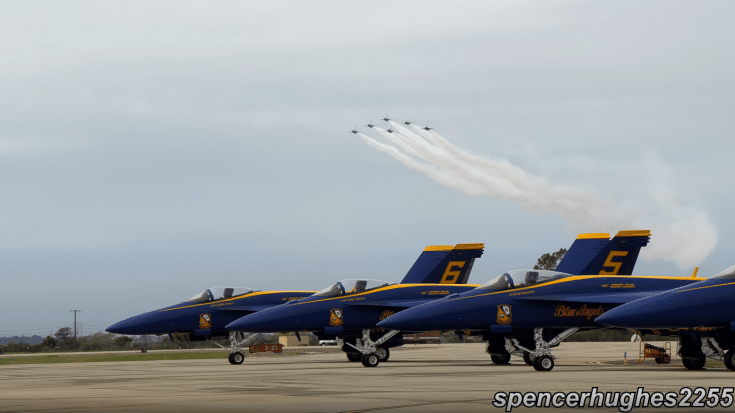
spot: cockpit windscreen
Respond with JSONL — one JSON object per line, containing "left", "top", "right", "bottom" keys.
{"left": 314, "top": 279, "right": 394, "bottom": 298}
{"left": 186, "top": 287, "right": 255, "bottom": 303}
{"left": 479, "top": 270, "right": 570, "bottom": 291}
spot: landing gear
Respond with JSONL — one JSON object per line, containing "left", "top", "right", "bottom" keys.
{"left": 346, "top": 352, "right": 362, "bottom": 362}
{"left": 682, "top": 356, "right": 706, "bottom": 370}
{"left": 345, "top": 329, "right": 400, "bottom": 367}
{"left": 229, "top": 351, "right": 245, "bottom": 365}
{"left": 505, "top": 328, "right": 578, "bottom": 372}
{"left": 222, "top": 331, "right": 261, "bottom": 365}
{"left": 491, "top": 353, "right": 511, "bottom": 365}
{"left": 724, "top": 349, "right": 735, "bottom": 371}
{"left": 533, "top": 355, "right": 554, "bottom": 372}
{"left": 361, "top": 352, "right": 380, "bottom": 367}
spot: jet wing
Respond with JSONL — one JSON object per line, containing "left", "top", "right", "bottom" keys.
{"left": 515, "top": 292, "right": 658, "bottom": 304}
{"left": 346, "top": 299, "right": 433, "bottom": 309}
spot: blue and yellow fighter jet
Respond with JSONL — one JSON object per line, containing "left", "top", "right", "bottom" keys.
{"left": 224, "top": 243, "right": 485, "bottom": 367}
{"left": 596, "top": 264, "right": 735, "bottom": 371}
{"left": 225, "top": 231, "right": 650, "bottom": 367}
{"left": 106, "top": 242, "right": 484, "bottom": 365}
{"left": 378, "top": 231, "right": 708, "bottom": 371}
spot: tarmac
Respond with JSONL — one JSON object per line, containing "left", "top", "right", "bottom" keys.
{"left": 1, "top": 342, "right": 733, "bottom": 413}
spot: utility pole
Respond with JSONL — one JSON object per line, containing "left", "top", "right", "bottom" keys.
{"left": 69, "top": 310, "right": 81, "bottom": 352}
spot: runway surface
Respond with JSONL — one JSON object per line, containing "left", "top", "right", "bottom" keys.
{"left": 2, "top": 342, "right": 732, "bottom": 412}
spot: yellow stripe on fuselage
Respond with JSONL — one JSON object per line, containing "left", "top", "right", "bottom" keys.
{"left": 161, "top": 291, "right": 318, "bottom": 312}
{"left": 434, "top": 274, "right": 706, "bottom": 304}
{"left": 285, "top": 283, "right": 482, "bottom": 306}
{"left": 674, "top": 281, "right": 735, "bottom": 294}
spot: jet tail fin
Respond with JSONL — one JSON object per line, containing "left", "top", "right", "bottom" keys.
{"left": 555, "top": 233, "right": 611, "bottom": 275}
{"left": 400, "top": 243, "right": 484, "bottom": 284}
{"left": 579, "top": 230, "right": 651, "bottom": 275}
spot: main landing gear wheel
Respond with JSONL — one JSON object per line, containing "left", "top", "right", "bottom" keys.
{"left": 346, "top": 352, "right": 362, "bottom": 362}
{"left": 376, "top": 347, "right": 390, "bottom": 362}
{"left": 229, "top": 351, "right": 245, "bottom": 365}
{"left": 523, "top": 352, "right": 534, "bottom": 366}
{"left": 361, "top": 353, "right": 380, "bottom": 367}
{"left": 724, "top": 350, "right": 735, "bottom": 371}
{"left": 491, "top": 353, "right": 511, "bottom": 365}
{"left": 533, "top": 355, "right": 554, "bottom": 372}
{"left": 682, "top": 356, "right": 706, "bottom": 371}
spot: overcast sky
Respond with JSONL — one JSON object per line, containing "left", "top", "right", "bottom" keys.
{"left": 2, "top": 1, "right": 734, "bottom": 336}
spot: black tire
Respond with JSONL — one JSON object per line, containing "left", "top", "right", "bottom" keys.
{"left": 361, "top": 353, "right": 380, "bottom": 367}
{"left": 655, "top": 357, "right": 663, "bottom": 364}
{"left": 662, "top": 354, "right": 671, "bottom": 364}
{"left": 231, "top": 351, "right": 245, "bottom": 365}
{"left": 724, "top": 350, "right": 735, "bottom": 371}
{"left": 346, "top": 352, "right": 362, "bottom": 362}
{"left": 376, "top": 347, "right": 390, "bottom": 362}
{"left": 490, "top": 353, "right": 511, "bottom": 365}
{"left": 228, "top": 353, "right": 236, "bottom": 364}
{"left": 682, "top": 356, "right": 706, "bottom": 370}
{"left": 523, "top": 352, "right": 534, "bottom": 366}
{"left": 533, "top": 355, "right": 554, "bottom": 372}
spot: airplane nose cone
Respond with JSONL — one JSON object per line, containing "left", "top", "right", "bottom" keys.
{"left": 595, "top": 287, "right": 724, "bottom": 329}
{"left": 226, "top": 306, "right": 305, "bottom": 332}
{"left": 377, "top": 299, "right": 474, "bottom": 332}
{"left": 106, "top": 314, "right": 151, "bottom": 335}
{"left": 106, "top": 310, "right": 181, "bottom": 335}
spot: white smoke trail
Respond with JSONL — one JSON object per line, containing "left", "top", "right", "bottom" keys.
{"left": 359, "top": 122, "right": 717, "bottom": 269}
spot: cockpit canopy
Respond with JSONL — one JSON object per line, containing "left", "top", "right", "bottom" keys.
{"left": 186, "top": 287, "right": 256, "bottom": 303}
{"left": 314, "top": 279, "right": 394, "bottom": 298}
{"left": 479, "top": 270, "right": 570, "bottom": 291}
{"left": 713, "top": 264, "right": 735, "bottom": 280}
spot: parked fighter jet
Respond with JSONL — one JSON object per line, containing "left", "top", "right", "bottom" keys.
{"left": 378, "top": 231, "right": 707, "bottom": 371}
{"left": 596, "top": 265, "right": 735, "bottom": 371}
{"left": 107, "top": 243, "right": 484, "bottom": 365}
{"left": 226, "top": 244, "right": 485, "bottom": 367}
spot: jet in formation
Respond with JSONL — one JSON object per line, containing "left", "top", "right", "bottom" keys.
{"left": 378, "top": 231, "right": 708, "bottom": 371}
{"left": 596, "top": 264, "right": 735, "bottom": 371}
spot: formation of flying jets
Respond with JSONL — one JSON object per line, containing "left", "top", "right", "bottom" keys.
{"left": 351, "top": 117, "right": 431, "bottom": 134}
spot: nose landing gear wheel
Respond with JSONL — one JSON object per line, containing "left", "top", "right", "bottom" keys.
{"left": 346, "top": 352, "right": 362, "bottom": 362}
{"left": 376, "top": 347, "right": 390, "bottom": 362}
{"left": 533, "top": 355, "right": 554, "bottom": 372}
{"left": 229, "top": 351, "right": 245, "bottom": 365}
{"left": 361, "top": 352, "right": 380, "bottom": 367}
{"left": 523, "top": 352, "right": 534, "bottom": 366}
{"left": 724, "top": 350, "right": 735, "bottom": 371}
{"left": 490, "top": 353, "right": 511, "bottom": 365}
